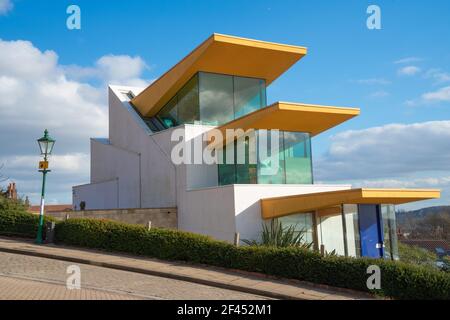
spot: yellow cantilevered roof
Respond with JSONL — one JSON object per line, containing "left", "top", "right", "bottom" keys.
{"left": 261, "top": 188, "right": 441, "bottom": 219}
{"left": 207, "top": 102, "right": 360, "bottom": 148}
{"left": 131, "top": 33, "right": 307, "bottom": 117}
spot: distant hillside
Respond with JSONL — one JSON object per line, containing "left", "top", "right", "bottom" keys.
{"left": 396, "top": 206, "right": 450, "bottom": 240}
{"left": 397, "top": 206, "right": 450, "bottom": 224}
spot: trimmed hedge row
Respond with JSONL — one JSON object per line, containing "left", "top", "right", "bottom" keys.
{"left": 0, "top": 197, "right": 55, "bottom": 238}
{"left": 55, "top": 218, "right": 450, "bottom": 300}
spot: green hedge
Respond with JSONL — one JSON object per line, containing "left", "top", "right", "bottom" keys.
{"left": 0, "top": 196, "right": 55, "bottom": 238}
{"left": 55, "top": 218, "right": 450, "bottom": 300}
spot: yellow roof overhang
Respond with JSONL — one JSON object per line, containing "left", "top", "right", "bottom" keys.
{"left": 261, "top": 188, "right": 441, "bottom": 219}
{"left": 131, "top": 34, "right": 307, "bottom": 117}
{"left": 207, "top": 102, "right": 360, "bottom": 148}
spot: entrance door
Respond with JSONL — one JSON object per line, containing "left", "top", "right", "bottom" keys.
{"left": 358, "top": 204, "right": 384, "bottom": 258}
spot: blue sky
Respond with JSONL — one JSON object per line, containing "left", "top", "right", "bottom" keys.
{"left": 0, "top": 0, "right": 449, "bottom": 209}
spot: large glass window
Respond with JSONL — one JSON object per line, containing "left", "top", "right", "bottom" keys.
{"left": 283, "top": 132, "right": 313, "bottom": 184}
{"left": 257, "top": 130, "right": 285, "bottom": 184}
{"left": 343, "top": 204, "right": 361, "bottom": 257}
{"left": 158, "top": 96, "right": 178, "bottom": 128}
{"left": 317, "top": 208, "right": 346, "bottom": 256}
{"left": 381, "top": 204, "right": 399, "bottom": 260}
{"left": 199, "top": 73, "right": 234, "bottom": 125}
{"left": 218, "top": 134, "right": 257, "bottom": 185}
{"left": 155, "top": 72, "right": 266, "bottom": 129}
{"left": 218, "top": 130, "right": 313, "bottom": 186}
{"left": 277, "top": 213, "right": 314, "bottom": 246}
{"left": 233, "top": 76, "right": 266, "bottom": 119}
{"left": 176, "top": 74, "right": 200, "bottom": 125}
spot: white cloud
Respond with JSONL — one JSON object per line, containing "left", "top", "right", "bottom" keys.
{"left": 424, "top": 68, "right": 450, "bottom": 84}
{"left": 404, "top": 99, "right": 418, "bottom": 107}
{"left": 354, "top": 78, "right": 391, "bottom": 85}
{"left": 421, "top": 86, "right": 450, "bottom": 102}
{"left": 315, "top": 120, "right": 450, "bottom": 181}
{"left": 394, "top": 57, "right": 423, "bottom": 64}
{"left": 64, "top": 55, "right": 149, "bottom": 87}
{"left": 0, "top": 0, "right": 13, "bottom": 15}
{"left": 398, "top": 65, "right": 421, "bottom": 76}
{"left": 1, "top": 153, "right": 89, "bottom": 174}
{"left": 0, "top": 39, "right": 149, "bottom": 204}
{"left": 369, "top": 90, "right": 389, "bottom": 98}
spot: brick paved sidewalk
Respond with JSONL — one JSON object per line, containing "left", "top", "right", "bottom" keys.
{"left": 0, "top": 237, "right": 374, "bottom": 300}
{"left": 0, "top": 275, "right": 141, "bottom": 300}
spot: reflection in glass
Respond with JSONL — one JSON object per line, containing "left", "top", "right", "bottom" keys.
{"left": 158, "top": 96, "right": 178, "bottom": 128}
{"left": 177, "top": 74, "right": 200, "bottom": 125}
{"left": 199, "top": 72, "right": 234, "bottom": 125}
{"left": 278, "top": 213, "right": 314, "bottom": 245}
{"left": 257, "top": 130, "right": 285, "bottom": 184}
{"left": 283, "top": 132, "right": 313, "bottom": 184}
{"left": 234, "top": 76, "right": 266, "bottom": 119}
{"left": 218, "top": 130, "right": 314, "bottom": 186}
{"left": 381, "top": 204, "right": 399, "bottom": 260}
{"left": 218, "top": 134, "right": 257, "bottom": 185}
{"left": 318, "top": 208, "right": 346, "bottom": 256}
{"left": 156, "top": 72, "right": 267, "bottom": 128}
{"left": 343, "top": 204, "right": 361, "bottom": 257}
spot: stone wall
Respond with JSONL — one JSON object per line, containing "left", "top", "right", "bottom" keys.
{"left": 47, "top": 207, "right": 177, "bottom": 229}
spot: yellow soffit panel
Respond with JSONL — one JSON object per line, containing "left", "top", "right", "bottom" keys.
{"left": 207, "top": 102, "right": 360, "bottom": 148}
{"left": 131, "top": 34, "right": 307, "bottom": 117}
{"left": 261, "top": 188, "right": 441, "bottom": 219}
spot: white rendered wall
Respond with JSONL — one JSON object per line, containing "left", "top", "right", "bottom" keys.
{"left": 73, "top": 86, "right": 177, "bottom": 210}
{"left": 73, "top": 179, "right": 118, "bottom": 210}
{"left": 89, "top": 138, "right": 140, "bottom": 208}
{"left": 108, "top": 88, "right": 177, "bottom": 208}
{"left": 178, "top": 186, "right": 236, "bottom": 242}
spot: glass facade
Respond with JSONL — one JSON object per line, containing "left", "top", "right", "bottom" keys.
{"left": 381, "top": 204, "right": 399, "bottom": 260}
{"left": 218, "top": 130, "right": 313, "bottom": 185}
{"left": 313, "top": 204, "right": 398, "bottom": 259}
{"left": 277, "top": 213, "right": 314, "bottom": 246}
{"left": 318, "top": 209, "right": 346, "bottom": 256}
{"left": 155, "top": 71, "right": 312, "bottom": 187}
{"left": 343, "top": 204, "right": 361, "bottom": 257}
{"left": 218, "top": 135, "right": 258, "bottom": 185}
{"left": 156, "top": 72, "right": 266, "bottom": 129}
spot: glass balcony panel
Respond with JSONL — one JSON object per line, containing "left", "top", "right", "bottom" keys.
{"left": 257, "top": 130, "right": 285, "bottom": 184}
{"left": 283, "top": 132, "right": 313, "bottom": 184}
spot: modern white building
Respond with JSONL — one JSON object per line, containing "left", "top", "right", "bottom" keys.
{"left": 73, "top": 34, "right": 440, "bottom": 259}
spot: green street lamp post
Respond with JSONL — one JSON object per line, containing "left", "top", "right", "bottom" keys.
{"left": 36, "top": 129, "right": 55, "bottom": 244}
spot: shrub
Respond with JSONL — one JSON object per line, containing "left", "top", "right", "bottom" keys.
{"left": 242, "top": 220, "right": 313, "bottom": 249}
{"left": 0, "top": 195, "right": 55, "bottom": 238}
{"left": 398, "top": 242, "right": 439, "bottom": 269}
{"left": 55, "top": 218, "right": 450, "bottom": 300}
